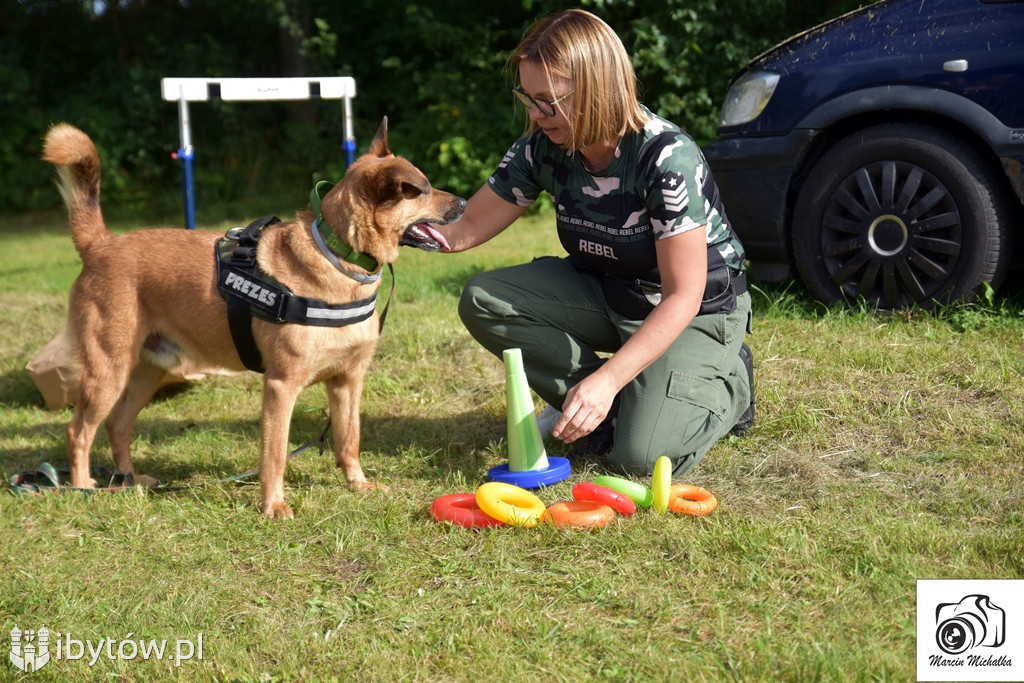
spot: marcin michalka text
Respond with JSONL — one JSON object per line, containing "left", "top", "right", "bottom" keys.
{"left": 928, "top": 654, "right": 1012, "bottom": 667}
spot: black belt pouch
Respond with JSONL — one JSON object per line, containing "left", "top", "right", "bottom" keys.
{"left": 599, "top": 267, "right": 743, "bottom": 320}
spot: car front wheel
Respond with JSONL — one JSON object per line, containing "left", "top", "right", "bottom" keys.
{"left": 791, "top": 124, "right": 1012, "bottom": 309}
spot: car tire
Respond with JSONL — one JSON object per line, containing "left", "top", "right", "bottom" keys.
{"left": 791, "top": 124, "right": 1012, "bottom": 309}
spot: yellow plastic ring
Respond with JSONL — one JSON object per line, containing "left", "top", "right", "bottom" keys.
{"left": 475, "top": 482, "right": 546, "bottom": 528}
{"left": 652, "top": 456, "right": 672, "bottom": 514}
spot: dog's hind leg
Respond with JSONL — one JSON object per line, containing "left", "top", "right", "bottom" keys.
{"left": 68, "top": 398, "right": 110, "bottom": 489}
{"left": 104, "top": 359, "right": 166, "bottom": 487}
{"left": 66, "top": 295, "right": 144, "bottom": 488}
{"left": 258, "top": 374, "right": 304, "bottom": 519}
{"left": 325, "top": 372, "right": 386, "bottom": 492}
{"left": 68, "top": 347, "right": 135, "bottom": 489}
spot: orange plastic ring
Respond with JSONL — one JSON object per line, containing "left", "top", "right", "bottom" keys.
{"left": 430, "top": 492, "right": 504, "bottom": 528}
{"left": 668, "top": 483, "right": 718, "bottom": 516}
{"left": 541, "top": 500, "right": 616, "bottom": 529}
{"left": 572, "top": 482, "right": 636, "bottom": 516}
{"left": 475, "top": 482, "right": 546, "bottom": 528}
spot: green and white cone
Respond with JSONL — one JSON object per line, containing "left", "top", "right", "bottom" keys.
{"left": 504, "top": 348, "right": 549, "bottom": 472}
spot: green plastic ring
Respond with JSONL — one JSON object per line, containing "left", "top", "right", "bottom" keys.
{"left": 593, "top": 475, "right": 654, "bottom": 508}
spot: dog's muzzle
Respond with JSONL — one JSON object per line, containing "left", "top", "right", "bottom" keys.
{"left": 400, "top": 196, "right": 464, "bottom": 251}
{"left": 400, "top": 223, "right": 449, "bottom": 252}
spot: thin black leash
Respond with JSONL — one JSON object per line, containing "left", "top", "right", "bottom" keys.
{"left": 152, "top": 417, "right": 334, "bottom": 493}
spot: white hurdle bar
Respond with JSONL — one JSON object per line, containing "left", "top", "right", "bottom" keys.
{"left": 161, "top": 77, "right": 357, "bottom": 229}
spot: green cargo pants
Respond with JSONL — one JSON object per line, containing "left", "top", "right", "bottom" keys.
{"left": 458, "top": 256, "right": 751, "bottom": 478}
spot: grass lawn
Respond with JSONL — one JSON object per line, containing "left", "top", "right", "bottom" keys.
{"left": 1, "top": 202, "right": 1022, "bottom": 681}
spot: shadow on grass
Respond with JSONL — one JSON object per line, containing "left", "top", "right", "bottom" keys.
{"left": 0, "top": 368, "right": 48, "bottom": 409}
{"left": 2, "top": 385, "right": 508, "bottom": 492}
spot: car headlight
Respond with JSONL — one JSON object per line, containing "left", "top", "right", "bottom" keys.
{"left": 719, "top": 71, "right": 780, "bottom": 127}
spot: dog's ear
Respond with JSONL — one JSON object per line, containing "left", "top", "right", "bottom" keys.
{"left": 368, "top": 116, "right": 392, "bottom": 158}
{"left": 367, "top": 161, "right": 430, "bottom": 206}
{"left": 390, "top": 164, "right": 431, "bottom": 199}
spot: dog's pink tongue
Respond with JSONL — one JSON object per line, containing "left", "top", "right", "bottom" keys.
{"left": 419, "top": 223, "right": 451, "bottom": 252}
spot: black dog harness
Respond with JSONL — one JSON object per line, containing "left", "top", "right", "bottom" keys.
{"left": 215, "top": 215, "right": 384, "bottom": 373}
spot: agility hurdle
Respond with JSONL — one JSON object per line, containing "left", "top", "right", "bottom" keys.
{"left": 161, "top": 77, "right": 357, "bottom": 230}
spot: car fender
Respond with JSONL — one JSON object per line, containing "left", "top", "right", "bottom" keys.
{"left": 795, "top": 85, "right": 1024, "bottom": 204}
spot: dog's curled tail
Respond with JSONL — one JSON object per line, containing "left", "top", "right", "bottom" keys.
{"left": 42, "top": 123, "right": 108, "bottom": 254}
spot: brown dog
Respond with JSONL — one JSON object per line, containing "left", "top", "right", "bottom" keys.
{"left": 42, "top": 118, "right": 464, "bottom": 518}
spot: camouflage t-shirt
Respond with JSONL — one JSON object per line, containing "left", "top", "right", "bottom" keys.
{"left": 488, "top": 107, "right": 745, "bottom": 281}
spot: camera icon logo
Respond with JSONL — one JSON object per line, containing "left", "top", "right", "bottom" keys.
{"left": 935, "top": 594, "right": 1005, "bottom": 655}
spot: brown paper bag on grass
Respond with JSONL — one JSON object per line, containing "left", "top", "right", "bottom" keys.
{"left": 26, "top": 324, "right": 233, "bottom": 410}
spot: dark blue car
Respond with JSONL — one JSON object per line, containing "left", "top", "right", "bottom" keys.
{"left": 703, "top": 0, "right": 1024, "bottom": 308}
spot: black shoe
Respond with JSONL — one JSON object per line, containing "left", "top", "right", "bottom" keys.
{"left": 568, "top": 411, "right": 616, "bottom": 460}
{"left": 731, "top": 342, "right": 755, "bottom": 436}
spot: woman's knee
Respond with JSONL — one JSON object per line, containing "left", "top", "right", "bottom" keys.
{"left": 458, "top": 272, "right": 508, "bottom": 332}
{"left": 606, "top": 443, "right": 709, "bottom": 479}
{"left": 605, "top": 406, "right": 722, "bottom": 478}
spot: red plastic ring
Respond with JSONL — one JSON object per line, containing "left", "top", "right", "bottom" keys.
{"left": 572, "top": 482, "right": 637, "bottom": 516}
{"left": 430, "top": 492, "right": 504, "bottom": 528}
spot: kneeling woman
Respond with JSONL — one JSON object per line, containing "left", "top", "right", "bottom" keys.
{"left": 430, "top": 9, "right": 754, "bottom": 477}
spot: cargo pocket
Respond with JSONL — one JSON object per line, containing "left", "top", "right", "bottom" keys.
{"left": 667, "top": 371, "right": 728, "bottom": 423}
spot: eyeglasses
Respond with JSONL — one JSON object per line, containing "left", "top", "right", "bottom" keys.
{"left": 512, "top": 85, "right": 574, "bottom": 117}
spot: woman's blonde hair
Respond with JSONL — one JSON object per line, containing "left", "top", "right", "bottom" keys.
{"left": 510, "top": 9, "right": 648, "bottom": 149}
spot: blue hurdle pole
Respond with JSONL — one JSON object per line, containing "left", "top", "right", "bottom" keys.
{"left": 342, "top": 95, "right": 356, "bottom": 167}
{"left": 179, "top": 144, "right": 195, "bottom": 230}
{"left": 175, "top": 88, "right": 196, "bottom": 230}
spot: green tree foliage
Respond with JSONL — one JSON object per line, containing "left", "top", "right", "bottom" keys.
{"left": 1, "top": 0, "right": 868, "bottom": 213}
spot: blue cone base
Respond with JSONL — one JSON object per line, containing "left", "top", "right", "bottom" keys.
{"left": 487, "top": 457, "right": 571, "bottom": 489}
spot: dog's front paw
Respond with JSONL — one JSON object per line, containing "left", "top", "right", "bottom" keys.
{"left": 348, "top": 479, "right": 389, "bottom": 493}
{"left": 261, "top": 500, "right": 295, "bottom": 520}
